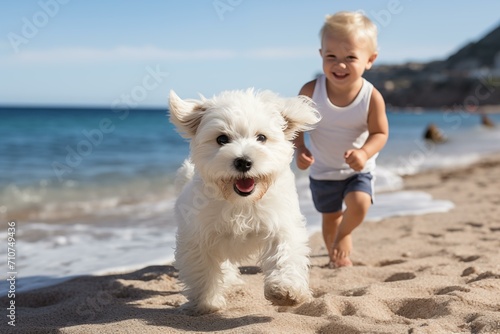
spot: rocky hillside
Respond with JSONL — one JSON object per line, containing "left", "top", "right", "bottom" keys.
{"left": 364, "top": 22, "right": 500, "bottom": 109}
{"left": 446, "top": 24, "right": 500, "bottom": 70}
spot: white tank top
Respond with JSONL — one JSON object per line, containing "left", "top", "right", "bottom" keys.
{"left": 309, "top": 75, "right": 377, "bottom": 180}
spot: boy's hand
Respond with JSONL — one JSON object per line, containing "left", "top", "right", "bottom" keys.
{"left": 344, "top": 149, "right": 368, "bottom": 171}
{"left": 296, "top": 146, "right": 314, "bottom": 170}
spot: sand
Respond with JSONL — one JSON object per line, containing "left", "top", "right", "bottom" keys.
{"left": 3, "top": 156, "right": 500, "bottom": 334}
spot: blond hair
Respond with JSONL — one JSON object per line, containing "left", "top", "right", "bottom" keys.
{"left": 319, "top": 11, "right": 378, "bottom": 53}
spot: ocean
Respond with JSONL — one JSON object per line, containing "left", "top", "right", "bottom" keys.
{"left": 1, "top": 106, "right": 500, "bottom": 293}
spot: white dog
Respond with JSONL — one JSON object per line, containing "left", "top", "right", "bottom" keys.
{"left": 169, "top": 89, "right": 320, "bottom": 314}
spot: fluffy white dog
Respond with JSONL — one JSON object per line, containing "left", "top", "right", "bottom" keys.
{"left": 169, "top": 89, "right": 320, "bottom": 314}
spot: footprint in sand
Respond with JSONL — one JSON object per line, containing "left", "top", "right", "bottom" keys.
{"left": 424, "top": 232, "right": 443, "bottom": 238}
{"left": 376, "top": 259, "right": 407, "bottom": 267}
{"left": 456, "top": 255, "right": 480, "bottom": 262}
{"left": 390, "top": 297, "right": 451, "bottom": 320}
{"left": 435, "top": 286, "right": 471, "bottom": 295}
{"left": 384, "top": 272, "right": 417, "bottom": 282}
{"left": 467, "top": 271, "right": 500, "bottom": 283}
{"left": 293, "top": 297, "right": 344, "bottom": 318}
{"left": 465, "top": 222, "right": 484, "bottom": 228}
{"left": 342, "top": 287, "right": 368, "bottom": 297}
{"left": 461, "top": 266, "right": 478, "bottom": 276}
{"left": 446, "top": 227, "right": 465, "bottom": 232}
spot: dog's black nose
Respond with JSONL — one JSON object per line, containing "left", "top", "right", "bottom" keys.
{"left": 234, "top": 157, "right": 252, "bottom": 172}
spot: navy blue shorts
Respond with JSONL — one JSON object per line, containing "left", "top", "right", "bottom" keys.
{"left": 309, "top": 173, "right": 373, "bottom": 213}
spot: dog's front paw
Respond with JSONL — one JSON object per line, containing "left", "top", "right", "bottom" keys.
{"left": 180, "top": 298, "right": 225, "bottom": 316}
{"left": 264, "top": 284, "right": 311, "bottom": 306}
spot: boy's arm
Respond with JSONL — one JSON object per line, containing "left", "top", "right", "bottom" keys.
{"left": 345, "top": 88, "right": 388, "bottom": 171}
{"left": 293, "top": 80, "right": 316, "bottom": 170}
{"left": 293, "top": 80, "right": 315, "bottom": 147}
{"left": 362, "top": 88, "right": 389, "bottom": 158}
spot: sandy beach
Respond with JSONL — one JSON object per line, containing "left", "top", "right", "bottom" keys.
{"left": 3, "top": 155, "right": 500, "bottom": 334}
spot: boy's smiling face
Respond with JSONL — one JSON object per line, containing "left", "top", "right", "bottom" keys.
{"left": 320, "top": 31, "right": 377, "bottom": 90}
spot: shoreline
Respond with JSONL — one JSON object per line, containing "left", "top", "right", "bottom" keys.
{"left": 386, "top": 104, "right": 500, "bottom": 114}
{"left": 3, "top": 155, "right": 500, "bottom": 333}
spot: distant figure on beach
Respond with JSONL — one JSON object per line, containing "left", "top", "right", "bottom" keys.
{"left": 294, "top": 11, "right": 388, "bottom": 268}
{"left": 424, "top": 123, "right": 447, "bottom": 143}
{"left": 481, "top": 114, "right": 495, "bottom": 128}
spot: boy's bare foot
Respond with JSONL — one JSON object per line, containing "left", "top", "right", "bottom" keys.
{"left": 335, "top": 257, "right": 352, "bottom": 268}
{"left": 328, "top": 257, "right": 353, "bottom": 268}
{"left": 329, "top": 234, "right": 353, "bottom": 268}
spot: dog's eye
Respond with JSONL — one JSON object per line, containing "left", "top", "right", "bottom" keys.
{"left": 216, "top": 135, "right": 230, "bottom": 145}
{"left": 256, "top": 134, "right": 267, "bottom": 143}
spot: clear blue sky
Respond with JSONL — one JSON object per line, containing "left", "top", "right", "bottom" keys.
{"left": 1, "top": 0, "right": 499, "bottom": 107}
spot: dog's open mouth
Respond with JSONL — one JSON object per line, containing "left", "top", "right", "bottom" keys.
{"left": 234, "top": 178, "right": 255, "bottom": 197}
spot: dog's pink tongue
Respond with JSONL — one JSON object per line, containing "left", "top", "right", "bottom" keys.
{"left": 235, "top": 178, "right": 255, "bottom": 193}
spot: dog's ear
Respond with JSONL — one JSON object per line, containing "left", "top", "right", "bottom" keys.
{"left": 169, "top": 90, "right": 206, "bottom": 138}
{"left": 281, "top": 96, "right": 321, "bottom": 141}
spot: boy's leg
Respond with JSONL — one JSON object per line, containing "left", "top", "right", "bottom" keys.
{"left": 331, "top": 191, "right": 371, "bottom": 267}
{"left": 321, "top": 211, "right": 343, "bottom": 261}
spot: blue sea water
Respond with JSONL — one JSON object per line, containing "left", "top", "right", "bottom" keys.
{"left": 1, "top": 106, "right": 500, "bottom": 292}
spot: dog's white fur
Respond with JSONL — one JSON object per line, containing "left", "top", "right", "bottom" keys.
{"left": 169, "top": 88, "right": 320, "bottom": 314}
